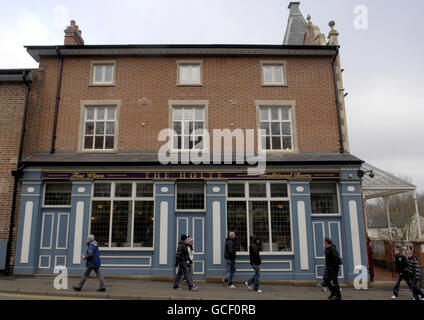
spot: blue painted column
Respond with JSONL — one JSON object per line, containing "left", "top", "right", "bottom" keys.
{"left": 14, "top": 171, "right": 42, "bottom": 274}
{"left": 152, "top": 182, "right": 175, "bottom": 276}
{"left": 67, "top": 182, "right": 92, "bottom": 275}
{"left": 340, "top": 169, "right": 367, "bottom": 281}
{"left": 205, "top": 182, "right": 226, "bottom": 278}
{"left": 290, "top": 182, "right": 315, "bottom": 281}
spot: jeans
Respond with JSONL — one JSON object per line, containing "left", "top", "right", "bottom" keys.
{"left": 393, "top": 273, "right": 411, "bottom": 296}
{"left": 411, "top": 277, "right": 424, "bottom": 300}
{"left": 247, "top": 265, "right": 260, "bottom": 291}
{"left": 224, "top": 259, "right": 236, "bottom": 285}
{"left": 323, "top": 267, "right": 341, "bottom": 298}
{"left": 76, "top": 267, "right": 105, "bottom": 289}
{"left": 174, "top": 261, "right": 193, "bottom": 289}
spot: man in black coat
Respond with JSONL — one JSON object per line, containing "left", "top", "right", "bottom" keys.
{"left": 392, "top": 247, "right": 411, "bottom": 298}
{"left": 323, "top": 237, "right": 342, "bottom": 300}
{"left": 224, "top": 231, "right": 237, "bottom": 288}
{"left": 173, "top": 234, "right": 198, "bottom": 291}
{"left": 245, "top": 236, "right": 262, "bottom": 293}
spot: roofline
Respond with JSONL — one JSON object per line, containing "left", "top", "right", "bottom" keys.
{"left": 25, "top": 44, "right": 339, "bottom": 62}
{"left": 0, "top": 69, "right": 34, "bottom": 82}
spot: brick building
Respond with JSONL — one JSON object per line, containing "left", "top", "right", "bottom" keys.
{"left": 5, "top": 2, "right": 367, "bottom": 283}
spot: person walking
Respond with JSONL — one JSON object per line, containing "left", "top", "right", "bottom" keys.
{"left": 406, "top": 249, "right": 424, "bottom": 300}
{"left": 224, "top": 231, "right": 237, "bottom": 288}
{"left": 323, "top": 237, "right": 342, "bottom": 300}
{"left": 72, "top": 235, "right": 106, "bottom": 292}
{"left": 185, "top": 236, "right": 194, "bottom": 281}
{"left": 173, "top": 234, "right": 198, "bottom": 291}
{"left": 245, "top": 236, "right": 262, "bottom": 293}
{"left": 391, "top": 247, "right": 411, "bottom": 299}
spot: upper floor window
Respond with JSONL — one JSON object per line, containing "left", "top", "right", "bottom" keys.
{"left": 310, "top": 182, "right": 339, "bottom": 215}
{"left": 43, "top": 182, "right": 72, "bottom": 206}
{"left": 91, "top": 62, "right": 115, "bottom": 85}
{"left": 83, "top": 106, "right": 116, "bottom": 150}
{"left": 172, "top": 106, "right": 205, "bottom": 150}
{"left": 259, "top": 106, "right": 293, "bottom": 151}
{"left": 177, "top": 61, "right": 202, "bottom": 85}
{"left": 261, "top": 61, "right": 287, "bottom": 86}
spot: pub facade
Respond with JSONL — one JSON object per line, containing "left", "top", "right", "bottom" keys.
{"left": 10, "top": 2, "right": 368, "bottom": 284}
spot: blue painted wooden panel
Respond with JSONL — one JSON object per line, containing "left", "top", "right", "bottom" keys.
{"left": 56, "top": 214, "right": 69, "bottom": 249}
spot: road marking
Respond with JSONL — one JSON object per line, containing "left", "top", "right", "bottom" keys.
{"left": 0, "top": 293, "right": 108, "bottom": 300}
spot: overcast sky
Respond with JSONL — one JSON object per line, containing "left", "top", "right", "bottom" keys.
{"left": 0, "top": 0, "right": 423, "bottom": 192}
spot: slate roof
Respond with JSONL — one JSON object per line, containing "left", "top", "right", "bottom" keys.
{"left": 283, "top": 2, "right": 307, "bottom": 45}
{"left": 21, "top": 152, "right": 363, "bottom": 166}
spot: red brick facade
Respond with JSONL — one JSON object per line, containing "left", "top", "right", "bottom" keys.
{"left": 27, "top": 55, "right": 340, "bottom": 156}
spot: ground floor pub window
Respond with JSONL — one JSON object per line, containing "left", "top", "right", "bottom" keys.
{"left": 90, "top": 181, "right": 154, "bottom": 248}
{"left": 310, "top": 182, "right": 339, "bottom": 215}
{"left": 226, "top": 181, "right": 292, "bottom": 253}
{"left": 176, "top": 181, "right": 205, "bottom": 210}
{"left": 43, "top": 182, "right": 72, "bottom": 206}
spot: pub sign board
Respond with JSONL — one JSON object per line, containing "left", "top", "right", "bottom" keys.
{"left": 42, "top": 171, "right": 340, "bottom": 180}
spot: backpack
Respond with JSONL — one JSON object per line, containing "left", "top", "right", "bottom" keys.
{"left": 335, "top": 250, "right": 343, "bottom": 265}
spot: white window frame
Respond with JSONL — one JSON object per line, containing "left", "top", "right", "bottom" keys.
{"left": 225, "top": 181, "right": 294, "bottom": 255}
{"left": 168, "top": 100, "right": 209, "bottom": 153}
{"left": 177, "top": 60, "right": 202, "bottom": 85}
{"left": 175, "top": 181, "right": 206, "bottom": 212}
{"left": 89, "top": 181, "right": 155, "bottom": 251}
{"left": 42, "top": 182, "right": 72, "bottom": 208}
{"left": 261, "top": 60, "right": 287, "bottom": 86}
{"left": 78, "top": 100, "right": 121, "bottom": 153}
{"left": 90, "top": 61, "right": 116, "bottom": 86}
{"left": 310, "top": 181, "right": 341, "bottom": 217}
{"left": 255, "top": 100, "right": 297, "bottom": 154}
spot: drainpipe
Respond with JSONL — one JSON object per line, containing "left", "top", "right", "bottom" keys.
{"left": 5, "top": 71, "right": 31, "bottom": 275}
{"left": 331, "top": 47, "right": 345, "bottom": 154}
{"left": 51, "top": 47, "right": 64, "bottom": 154}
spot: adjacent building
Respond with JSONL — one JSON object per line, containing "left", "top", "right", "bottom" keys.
{"left": 4, "top": 3, "right": 367, "bottom": 284}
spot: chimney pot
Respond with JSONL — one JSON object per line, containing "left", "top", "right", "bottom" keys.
{"left": 64, "top": 19, "right": 84, "bottom": 46}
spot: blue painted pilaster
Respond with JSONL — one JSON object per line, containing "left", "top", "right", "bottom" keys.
{"left": 13, "top": 171, "right": 42, "bottom": 274}
{"left": 205, "top": 182, "right": 226, "bottom": 278}
{"left": 290, "top": 182, "right": 315, "bottom": 281}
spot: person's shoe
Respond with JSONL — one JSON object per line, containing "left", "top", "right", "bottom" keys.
{"left": 245, "top": 281, "right": 252, "bottom": 290}
{"left": 190, "top": 285, "right": 199, "bottom": 291}
{"left": 329, "top": 295, "right": 341, "bottom": 300}
{"left": 226, "top": 284, "right": 236, "bottom": 289}
{"left": 173, "top": 286, "right": 182, "bottom": 290}
{"left": 328, "top": 294, "right": 335, "bottom": 300}
{"left": 320, "top": 283, "right": 327, "bottom": 292}
{"left": 222, "top": 278, "right": 227, "bottom": 284}
{"left": 255, "top": 289, "right": 263, "bottom": 293}
{"left": 72, "top": 286, "right": 81, "bottom": 291}
{"left": 97, "top": 288, "right": 106, "bottom": 292}
{"left": 391, "top": 295, "right": 398, "bottom": 299}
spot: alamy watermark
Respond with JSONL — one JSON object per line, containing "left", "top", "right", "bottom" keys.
{"left": 157, "top": 128, "right": 267, "bottom": 175}
{"left": 353, "top": 265, "right": 369, "bottom": 290}
{"left": 353, "top": 5, "right": 368, "bottom": 30}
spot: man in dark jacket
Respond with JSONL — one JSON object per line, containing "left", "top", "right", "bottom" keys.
{"left": 406, "top": 250, "right": 424, "bottom": 300}
{"left": 392, "top": 247, "right": 411, "bottom": 298}
{"left": 173, "top": 234, "right": 198, "bottom": 291}
{"left": 224, "top": 231, "right": 237, "bottom": 288}
{"left": 323, "top": 237, "right": 341, "bottom": 300}
{"left": 245, "top": 236, "right": 262, "bottom": 293}
{"left": 73, "top": 235, "right": 106, "bottom": 292}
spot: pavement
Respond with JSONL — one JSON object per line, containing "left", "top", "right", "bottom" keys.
{"left": 0, "top": 275, "right": 417, "bottom": 300}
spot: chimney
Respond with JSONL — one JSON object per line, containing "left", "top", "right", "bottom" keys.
{"left": 64, "top": 20, "right": 84, "bottom": 45}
